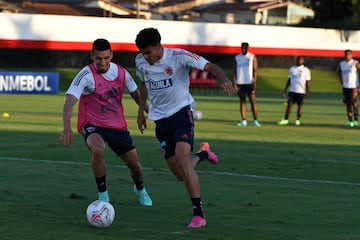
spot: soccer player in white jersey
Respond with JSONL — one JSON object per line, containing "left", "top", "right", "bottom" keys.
{"left": 278, "top": 56, "right": 311, "bottom": 126}
{"left": 338, "top": 49, "right": 360, "bottom": 128}
{"left": 60, "top": 39, "right": 152, "bottom": 206}
{"left": 134, "top": 28, "right": 234, "bottom": 228}
{"left": 233, "top": 42, "right": 260, "bottom": 127}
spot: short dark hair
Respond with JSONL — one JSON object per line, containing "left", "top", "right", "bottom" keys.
{"left": 135, "top": 28, "right": 161, "bottom": 49}
{"left": 344, "top": 49, "right": 352, "bottom": 54}
{"left": 92, "top": 38, "right": 111, "bottom": 51}
{"left": 241, "top": 42, "right": 249, "bottom": 47}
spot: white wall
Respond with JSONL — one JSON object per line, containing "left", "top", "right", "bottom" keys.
{"left": 0, "top": 13, "right": 359, "bottom": 57}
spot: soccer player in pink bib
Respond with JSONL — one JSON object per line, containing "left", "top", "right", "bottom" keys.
{"left": 135, "top": 28, "right": 234, "bottom": 228}
{"left": 60, "top": 38, "right": 152, "bottom": 206}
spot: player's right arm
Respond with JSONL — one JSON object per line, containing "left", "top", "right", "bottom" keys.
{"left": 204, "top": 62, "right": 234, "bottom": 96}
{"left": 337, "top": 63, "right": 343, "bottom": 85}
{"left": 232, "top": 58, "right": 238, "bottom": 92}
{"left": 60, "top": 94, "right": 78, "bottom": 146}
{"left": 60, "top": 66, "right": 92, "bottom": 146}
{"left": 283, "top": 78, "right": 290, "bottom": 97}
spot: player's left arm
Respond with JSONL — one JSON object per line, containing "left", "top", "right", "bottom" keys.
{"left": 137, "top": 82, "right": 148, "bottom": 134}
{"left": 252, "top": 55, "right": 258, "bottom": 92}
{"left": 204, "top": 62, "right": 234, "bottom": 95}
{"left": 130, "top": 90, "right": 149, "bottom": 113}
{"left": 356, "top": 60, "right": 360, "bottom": 71}
{"left": 305, "top": 68, "right": 311, "bottom": 98}
{"left": 305, "top": 80, "right": 310, "bottom": 98}
{"left": 356, "top": 61, "right": 360, "bottom": 92}
{"left": 125, "top": 70, "right": 149, "bottom": 113}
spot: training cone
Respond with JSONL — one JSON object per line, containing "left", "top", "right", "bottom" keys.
{"left": 2, "top": 112, "right": 10, "bottom": 118}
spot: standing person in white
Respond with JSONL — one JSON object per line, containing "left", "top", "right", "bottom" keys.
{"left": 278, "top": 56, "right": 311, "bottom": 126}
{"left": 233, "top": 42, "right": 260, "bottom": 127}
{"left": 135, "top": 28, "right": 234, "bottom": 228}
{"left": 338, "top": 49, "right": 360, "bottom": 128}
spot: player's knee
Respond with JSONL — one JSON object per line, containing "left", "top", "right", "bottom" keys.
{"left": 129, "top": 163, "right": 143, "bottom": 175}
{"left": 90, "top": 145, "right": 105, "bottom": 156}
{"left": 173, "top": 168, "right": 185, "bottom": 181}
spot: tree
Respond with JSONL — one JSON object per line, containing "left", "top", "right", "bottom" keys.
{"left": 299, "top": 0, "right": 360, "bottom": 29}
{"left": 310, "top": 0, "right": 354, "bottom": 21}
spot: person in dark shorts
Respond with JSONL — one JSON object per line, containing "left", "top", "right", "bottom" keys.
{"left": 278, "top": 56, "right": 311, "bottom": 126}
{"left": 338, "top": 49, "right": 360, "bottom": 128}
{"left": 233, "top": 42, "right": 260, "bottom": 127}
{"left": 135, "top": 28, "right": 234, "bottom": 228}
{"left": 60, "top": 38, "right": 152, "bottom": 206}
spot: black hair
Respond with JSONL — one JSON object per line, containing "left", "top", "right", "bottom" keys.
{"left": 241, "top": 42, "right": 249, "bottom": 47}
{"left": 344, "top": 49, "right": 352, "bottom": 54}
{"left": 92, "top": 38, "right": 111, "bottom": 51}
{"left": 135, "top": 28, "right": 161, "bottom": 50}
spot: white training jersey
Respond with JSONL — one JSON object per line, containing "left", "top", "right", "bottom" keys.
{"left": 65, "top": 62, "right": 138, "bottom": 99}
{"left": 288, "top": 65, "right": 311, "bottom": 94}
{"left": 339, "top": 59, "right": 359, "bottom": 89}
{"left": 234, "top": 52, "right": 255, "bottom": 85}
{"left": 135, "top": 48, "right": 209, "bottom": 121}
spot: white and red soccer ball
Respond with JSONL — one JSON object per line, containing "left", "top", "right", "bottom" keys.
{"left": 86, "top": 200, "right": 115, "bottom": 228}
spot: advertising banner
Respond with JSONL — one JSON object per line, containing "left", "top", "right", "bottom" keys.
{"left": 0, "top": 71, "right": 59, "bottom": 94}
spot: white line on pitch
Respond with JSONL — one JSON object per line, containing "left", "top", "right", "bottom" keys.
{"left": 1, "top": 156, "right": 360, "bottom": 187}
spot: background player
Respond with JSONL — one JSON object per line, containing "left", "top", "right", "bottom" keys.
{"left": 338, "top": 49, "right": 360, "bottom": 128}
{"left": 278, "top": 56, "right": 311, "bottom": 126}
{"left": 233, "top": 42, "right": 260, "bottom": 127}
{"left": 60, "top": 38, "right": 152, "bottom": 206}
{"left": 135, "top": 28, "right": 234, "bottom": 228}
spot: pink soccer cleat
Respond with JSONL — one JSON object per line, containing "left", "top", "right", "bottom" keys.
{"left": 187, "top": 216, "right": 207, "bottom": 228}
{"left": 200, "top": 142, "right": 219, "bottom": 165}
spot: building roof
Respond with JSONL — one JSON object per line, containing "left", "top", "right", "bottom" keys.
{"left": 2, "top": 0, "right": 140, "bottom": 18}
{"left": 21, "top": 1, "right": 85, "bottom": 15}
{"left": 200, "top": 0, "right": 312, "bottom": 13}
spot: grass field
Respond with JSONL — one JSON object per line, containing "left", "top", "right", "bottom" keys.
{"left": 1, "top": 68, "right": 360, "bottom": 240}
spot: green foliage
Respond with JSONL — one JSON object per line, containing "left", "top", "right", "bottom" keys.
{"left": 299, "top": 0, "right": 360, "bottom": 29}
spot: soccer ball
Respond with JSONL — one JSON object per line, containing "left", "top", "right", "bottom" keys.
{"left": 194, "top": 111, "right": 203, "bottom": 120}
{"left": 86, "top": 200, "right": 115, "bottom": 228}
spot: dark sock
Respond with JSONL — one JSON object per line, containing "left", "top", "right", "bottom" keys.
{"left": 284, "top": 114, "right": 289, "bottom": 120}
{"left": 135, "top": 181, "right": 144, "bottom": 190}
{"left": 191, "top": 198, "right": 204, "bottom": 218}
{"left": 348, "top": 116, "right": 353, "bottom": 121}
{"left": 354, "top": 114, "right": 358, "bottom": 121}
{"left": 95, "top": 175, "right": 106, "bottom": 192}
{"left": 196, "top": 150, "right": 208, "bottom": 161}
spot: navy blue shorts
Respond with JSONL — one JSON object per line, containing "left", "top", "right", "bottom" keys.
{"left": 83, "top": 124, "right": 135, "bottom": 156}
{"left": 342, "top": 88, "right": 357, "bottom": 103}
{"left": 155, "top": 106, "right": 194, "bottom": 160}
{"left": 288, "top": 92, "right": 305, "bottom": 105}
{"left": 237, "top": 84, "right": 253, "bottom": 97}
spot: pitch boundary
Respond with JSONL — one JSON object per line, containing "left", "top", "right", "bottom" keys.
{"left": 1, "top": 156, "right": 360, "bottom": 187}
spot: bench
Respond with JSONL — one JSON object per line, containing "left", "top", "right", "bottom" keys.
{"left": 189, "top": 68, "right": 219, "bottom": 92}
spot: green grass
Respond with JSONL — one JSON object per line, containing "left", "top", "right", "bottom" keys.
{"left": 256, "top": 68, "right": 340, "bottom": 92}
{"left": 1, "top": 67, "right": 341, "bottom": 93}
{"left": 1, "top": 84, "right": 360, "bottom": 240}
